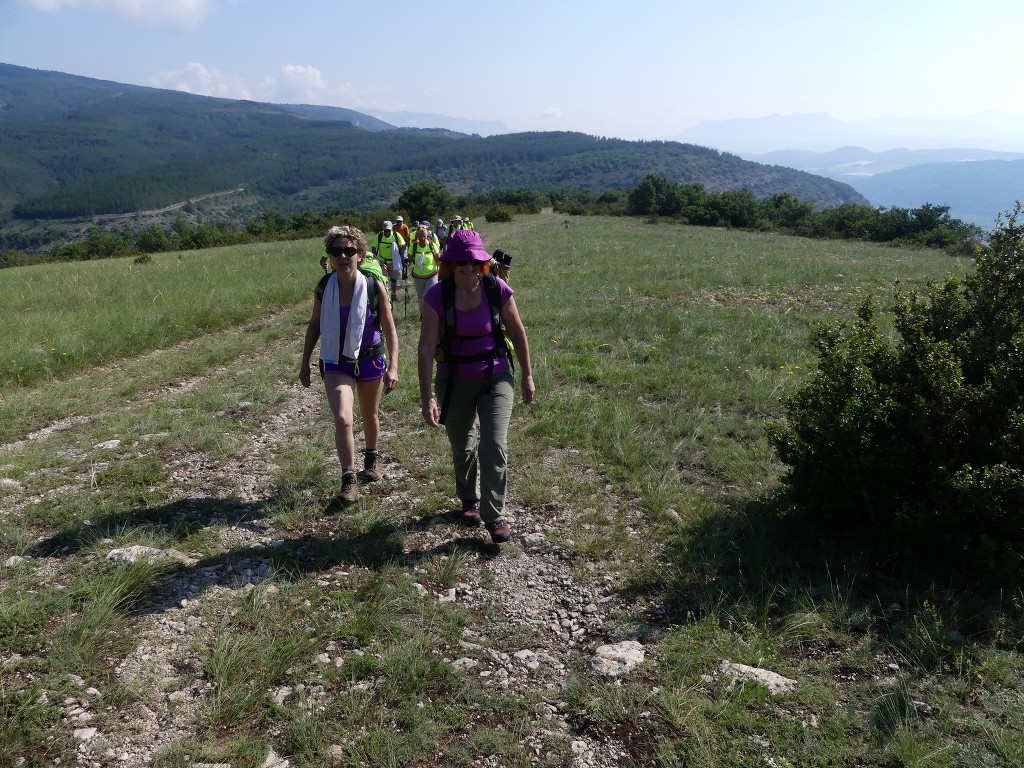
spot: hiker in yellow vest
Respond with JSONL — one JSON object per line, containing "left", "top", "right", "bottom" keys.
{"left": 420, "top": 219, "right": 441, "bottom": 251}
{"left": 409, "top": 221, "right": 441, "bottom": 304}
{"left": 371, "top": 220, "right": 406, "bottom": 295}
{"left": 444, "top": 216, "right": 464, "bottom": 250}
{"left": 393, "top": 216, "right": 412, "bottom": 277}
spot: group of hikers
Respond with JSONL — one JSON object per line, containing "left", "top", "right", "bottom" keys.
{"left": 321, "top": 215, "right": 511, "bottom": 302}
{"left": 300, "top": 219, "right": 533, "bottom": 545}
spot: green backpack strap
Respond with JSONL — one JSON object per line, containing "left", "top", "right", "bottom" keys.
{"left": 358, "top": 268, "right": 382, "bottom": 333}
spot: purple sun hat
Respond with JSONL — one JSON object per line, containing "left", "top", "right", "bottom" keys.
{"left": 441, "top": 229, "right": 491, "bottom": 263}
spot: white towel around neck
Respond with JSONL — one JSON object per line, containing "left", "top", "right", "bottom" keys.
{"left": 319, "top": 271, "right": 368, "bottom": 364}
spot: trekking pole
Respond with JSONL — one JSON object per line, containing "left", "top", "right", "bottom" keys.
{"left": 404, "top": 282, "right": 409, "bottom": 320}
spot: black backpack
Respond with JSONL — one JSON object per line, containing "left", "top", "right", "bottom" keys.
{"left": 435, "top": 273, "right": 513, "bottom": 424}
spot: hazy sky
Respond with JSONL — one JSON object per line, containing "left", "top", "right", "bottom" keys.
{"left": 3, "top": 0, "right": 1023, "bottom": 141}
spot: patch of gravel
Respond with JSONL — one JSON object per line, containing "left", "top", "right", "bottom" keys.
{"left": 5, "top": 356, "right": 647, "bottom": 768}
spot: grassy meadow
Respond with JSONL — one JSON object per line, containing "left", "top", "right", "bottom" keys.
{"left": 3, "top": 211, "right": 1022, "bottom": 767}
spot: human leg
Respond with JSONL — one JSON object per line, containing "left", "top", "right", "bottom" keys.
{"left": 324, "top": 373, "right": 359, "bottom": 500}
{"left": 414, "top": 274, "right": 437, "bottom": 305}
{"left": 439, "top": 372, "right": 482, "bottom": 507}
{"left": 476, "top": 373, "right": 515, "bottom": 526}
{"left": 356, "top": 376, "right": 384, "bottom": 482}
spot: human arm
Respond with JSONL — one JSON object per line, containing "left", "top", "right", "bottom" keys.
{"left": 375, "top": 278, "right": 400, "bottom": 393}
{"left": 500, "top": 295, "right": 535, "bottom": 405}
{"left": 417, "top": 300, "right": 442, "bottom": 427}
{"left": 299, "top": 295, "right": 322, "bottom": 388}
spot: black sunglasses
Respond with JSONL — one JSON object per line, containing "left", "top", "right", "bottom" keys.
{"left": 328, "top": 246, "right": 359, "bottom": 258}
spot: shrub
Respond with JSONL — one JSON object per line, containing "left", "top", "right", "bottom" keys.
{"left": 770, "top": 204, "right": 1024, "bottom": 552}
{"left": 484, "top": 205, "right": 513, "bottom": 223}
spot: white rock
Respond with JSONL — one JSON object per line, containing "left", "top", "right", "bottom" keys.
{"left": 589, "top": 640, "right": 645, "bottom": 677}
{"left": 4, "top": 555, "right": 28, "bottom": 567}
{"left": 261, "top": 748, "right": 290, "bottom": 768}
{"left": 716, "top": 661, "right": 796, "bottom": 695}
{"left": 73, "top": 727, "right": 98, "bottom": 741}
{"left": 93, "top": 439, "right": 122, "bottom": 450}
{"left": 272, "top": 686, "right": 293, "bottom": 706}
{"left": 106, "top": 545, "right": 166, "bottom": 563}
{"left": 0, "top": 478, "right": 23, "bottom": 490}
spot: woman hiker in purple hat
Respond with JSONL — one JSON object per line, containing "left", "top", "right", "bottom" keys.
{"left": 417, "top": 229, "right": 535, "bottom": 543}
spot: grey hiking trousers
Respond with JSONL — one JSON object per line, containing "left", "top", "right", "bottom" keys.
{"left": 437, "top": 370, "right": 515, "bottom": 525}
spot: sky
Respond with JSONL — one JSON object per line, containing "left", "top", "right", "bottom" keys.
{"left": 3, "top": 0, "right": 1024, "bottom": 143}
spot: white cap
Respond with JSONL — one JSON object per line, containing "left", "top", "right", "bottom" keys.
{"left": 382, "top": 220, "right": 393, "bottom": 230}
{"left": 396, "top": 215, "right": 403, "bottom": 222}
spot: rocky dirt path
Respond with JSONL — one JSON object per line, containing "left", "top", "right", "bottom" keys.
{"left": 2, "top": 329, "right": 650, "bottom": 767}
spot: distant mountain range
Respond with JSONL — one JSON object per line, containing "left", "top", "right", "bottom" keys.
{"left": 673, "top": 114, "right": 1024, "bottom": 229}
{"left": 275, "top": 103, "right": 509, "bottom": 137}
{"left": 741, "top": 147, "right": 1024, "bottom": 229}
{"left": 0, "top": 62, "right": 864, "bottom": 251}
{"left": 676, "top": 113, "right": 1024, "bottom": 154}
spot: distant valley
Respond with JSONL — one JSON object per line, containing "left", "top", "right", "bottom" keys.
{"left": 675, "top": 113, "right": 1024, "bottom": 230}
{"left": 742, "top": 147, "right": 1024, "bottom": 229}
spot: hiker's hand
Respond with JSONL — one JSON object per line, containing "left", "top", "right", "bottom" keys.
{"left": 521, "top": 374, "right": 535, "bottom": 405}
{"left": 384, "top": 368, "right": 399, "bottom": 393}
{"left": 422, "top": 397, "right": 440, "bottom": 428}
{"left": 299, "top": 364, "right": 311, "bottom": 388}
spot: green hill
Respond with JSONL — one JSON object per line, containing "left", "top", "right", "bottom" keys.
{"left": 0, "top": 62, "right": 865, "bottom": 245}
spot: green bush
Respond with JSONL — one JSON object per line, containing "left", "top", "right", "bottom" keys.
{"left": 770, "top": 204, "right": 1024, "bottom": 550}
{"left": 484, "top": 205, "right": 513, "bottom": 223}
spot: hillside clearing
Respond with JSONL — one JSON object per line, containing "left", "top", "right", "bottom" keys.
{"left": 3, "top": 213, "right": 1020, "bottom": 767}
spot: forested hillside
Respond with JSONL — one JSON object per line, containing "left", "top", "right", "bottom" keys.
{"left": 0, "top": 63, "right": 864, "bottom": 249}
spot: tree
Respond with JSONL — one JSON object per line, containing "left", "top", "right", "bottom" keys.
{"left": 397, "top": 180, "right": 456, "bottom": 223}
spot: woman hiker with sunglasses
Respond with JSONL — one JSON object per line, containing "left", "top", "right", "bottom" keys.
{"left": 301, "top": 225, "right": 400, "bottom": 504}
{"left": 417, "top": 229, "right": 535, "bottom": 543}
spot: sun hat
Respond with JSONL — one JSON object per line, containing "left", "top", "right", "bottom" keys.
{"left": 441, "top": 229, "right": 491, "bottom": 263}
{"left": 382, "top": 220, "right": 393, "bottom": 230}
{"left": 451, "top": 215, "right": 462, "bottom": 223}
{"left": 421, "top": 220, "right": 431, "bottom": 227}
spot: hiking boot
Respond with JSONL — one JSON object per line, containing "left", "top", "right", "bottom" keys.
{"left": 485, "top": 518, "right": 512, "bottom": 543}
{"left": 459, "top": 499, "right": 482, "bottom": 527}
{"left": 340, "top": 470, "right": 359, "bottom": 504}
{"left": 359, "top": 449, "right": 381, "bottom": 483}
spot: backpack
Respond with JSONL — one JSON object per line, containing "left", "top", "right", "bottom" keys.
{"left": 373, "top": 231, "right": 404, "bottom": 258}
{"left": 435, "top": 273, "right": 513, "bottom": 424}
{"left": 316, "top": 269, "right": 385, "bottom": 361}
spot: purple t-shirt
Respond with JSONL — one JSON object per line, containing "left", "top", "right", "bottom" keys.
{"left": 424, "top": 277, "right": 514, "bottom": 379}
